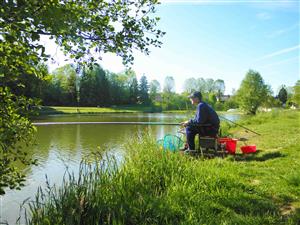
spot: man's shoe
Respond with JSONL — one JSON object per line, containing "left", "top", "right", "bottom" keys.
{"left": 179, "top": 143, "right": 188, "bottom": 151}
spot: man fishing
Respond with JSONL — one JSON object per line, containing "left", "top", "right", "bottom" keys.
{"left": 181, "top": 91, "right": 220, "bottom": 150}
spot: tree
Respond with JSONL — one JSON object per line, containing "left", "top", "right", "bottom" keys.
{"left": 139, "top": 75, "right": 150, "bottom": 105}
{"left": 262, "top": 95, "right": 281, "bottom": 108}
{"left": 0, "top": 0, "right": 164, "bottom": 194}
{"left": 127, "top": 70, "right": 139, "bottom": 104}
{"left": 51, "top": 64, "right": 78, "bottom": 106}
{"left": 183, "top": 78, "right": 198, "bottom": 93}
{"left": 0, "top": 88, "right": 38, "bottom": 194}
{"left": 197, "top": 78, "right": 207, "bottom": 93}
{"left": 278, "top": 86, "right": 288, "bottom": 105}
{"left": 214, "top": 79, "right": 225, "bottom": 98}
{"left": 80, "top": 65, "right": 110, "bottom": 106}
{"left": 107, "top": 72, "right": 122, "bottom": 105}
{"left": 163, "top": 76, "right": 175, "bottom": 93}
{"left": 205, "top": 78, "right": 216, "bottom": 93}
{"left": 236, "top": 70, "right": 270, "bottom": 114}
{"left": 94, "top": 65, "right": 110, "bottom": 106}
{"left": 208, "top": 93, "right": 217, "bottom": 107}
{"left": 149, "top": 80, "right": 161, "bottom": 102}
{"left": 162, "top": 76, "right": 175, "bottom": 110}
{"left": 292, "top": 80, "right": 300, "bottom": 106}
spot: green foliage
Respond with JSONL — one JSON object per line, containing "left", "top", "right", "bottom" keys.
{"left": 214, "top": 79, "right": 225, "bottom": 97}
{"left": 1, "top": 0, "right": 164, "bottom": 67}
{"left": 278, "top": 87, "right": 288, "bottom": 105}
{"left": 128, "top": 70, "right": 139, "bottom": 104}
{"left": 138, "top": 75, "right": 150, "bottom": 105}
{"left": 80, "top": 64, "right": 110, "bottom": 106}
{"left": 0, "top": 88, "right": 38, "bottom": 195}
{"left": 44, "top": 64, "right": 79, "bottom": 106}
{"left": 149, "top": 79, "right": 161, "bottom": 102}
{"left": 261, "top": 95, "right": 281, "bottom": 109}
{"left": 183, "top": 78, "right": 198, "bottom": 93}
{"left": 292, "top": 80, "right": 300, "bottom": 106}
{"left": 183, "top": 77, "right": 227, "bottom": 111}
{"left": 223, "top": 96, "right": 239, "bottom": 110}
{"left": 183, "top": 78, "right": 225, "bottom": 95}
{"left": 0, "top": 0, "right": 164, "bottom": 193}
{"left": 163, "top": 76, "right": 175, "bottom": 93}
{"left": 161, "top": 92, "right": 190, "bottom": 111}
{"left": 236, "top": 70, "right": 270, "bottom": 114}
{"left": 208, "top": 92, "right": 217, "bottom": 107}
{"left": 214, "top": 101, "right": 225, "bottom": 111}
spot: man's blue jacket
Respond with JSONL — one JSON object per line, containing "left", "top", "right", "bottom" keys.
{"left": 188, "top": 102, "right": 220, "bottom": 128}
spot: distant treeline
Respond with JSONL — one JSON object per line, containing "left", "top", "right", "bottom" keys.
{"left": 7, "top": 63, "right": 299, "bottom": 112}
{"left": 8, "top": 63, "right": 237, "bottom": 111}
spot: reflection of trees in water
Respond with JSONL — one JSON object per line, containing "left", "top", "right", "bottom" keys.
{"left": 4, "top": 117, "right": 182, "bottom": 224}
{"left": 21, "top": 123, "right": 181, "bottom": 174}
{"left": 21, "top": 113, "right": 239, "bottom": 174}
{"left": 140, "top": 125, "right": 180, "bottom": 140}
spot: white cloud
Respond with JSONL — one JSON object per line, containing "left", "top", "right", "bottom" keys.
{"left": 260, "top": 56, "right": 299, "bottom": 68}
{"left": 257, "top": 44, "right": 300, "bottom": 61}
{"left": 266, "top": 23, "right": 299, "bottom": 38}
{"left": 256, "top": 12, "right": 272, "bottom": 20}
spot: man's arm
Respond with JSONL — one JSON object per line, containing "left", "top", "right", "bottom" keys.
{"left": 189, "top": 103, "right": 208, "bottom": 125}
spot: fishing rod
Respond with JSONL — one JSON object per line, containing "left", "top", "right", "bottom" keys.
{"left": 33, "top": 117, "right": 261, "bottom": 136}
{"left": 33, "top": 122, "right": 181, "bottom": 126}
{"left": 219, "top": 115, "right": 261, "bottom": 136}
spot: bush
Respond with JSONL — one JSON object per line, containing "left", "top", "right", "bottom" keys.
{"left": 214, "top": 101, "right": 224, "bottom": 111}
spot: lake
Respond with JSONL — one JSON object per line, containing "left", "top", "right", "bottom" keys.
{"left": 1, "top": 112, "right": 241, "bottom": 224}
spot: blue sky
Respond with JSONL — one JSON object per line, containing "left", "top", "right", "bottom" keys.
{"left": 46, "top": 0, "right": 299, "bottom": 94}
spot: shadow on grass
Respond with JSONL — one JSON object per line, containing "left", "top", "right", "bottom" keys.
{"left": 289, "top": 208, "right": 300, "bottom": 224}
{"left": 38, "top": 106, "right": 65, "bottom": 115}
{"left": 231, "top": 150, "right": 286, "bottom": 162}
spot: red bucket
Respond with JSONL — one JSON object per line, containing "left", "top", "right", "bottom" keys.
{"left": 218, "top": 138, "right": 237, "bottom": 154}
{"left": 241, "top": 145, "right": 256, "bottom": 154}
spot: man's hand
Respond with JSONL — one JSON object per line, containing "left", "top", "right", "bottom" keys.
{"left": 181, "top": 120, "right": 189, "bottom": 127}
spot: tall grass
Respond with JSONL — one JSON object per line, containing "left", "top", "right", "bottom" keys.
{"left": 24, "top": 110, "right": 300, "bottom": 224}
{"left": 24, "top": 136, "right": 282, "bottom": 224}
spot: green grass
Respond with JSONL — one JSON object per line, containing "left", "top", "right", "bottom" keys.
{"left": 38, "top": 106, "right": 232, "bottom": 115}
{"left": 38, "top": 106, "right": 237, "bottom": 115}
{"left": 38, "top": 105, "right": 158, "bottom": 114}
{"left": 24, "top": 110, "right": 300, "bottom": 224}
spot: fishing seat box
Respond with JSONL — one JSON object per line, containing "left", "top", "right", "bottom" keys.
{"left": 197, "top": 136, "right": 225, "bottom": 157}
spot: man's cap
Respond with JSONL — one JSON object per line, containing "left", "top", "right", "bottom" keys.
{"left": 188, "top": 91, "right": 202, "bottom": 99}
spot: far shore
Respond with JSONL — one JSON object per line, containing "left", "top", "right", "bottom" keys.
{"left": 37, "top": 106, "right": 242, "bottom": 115}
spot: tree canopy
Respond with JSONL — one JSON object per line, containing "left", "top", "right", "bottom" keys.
{"left": 163, "top": 76, "right": 175, "bottom": 93}
{"left": 292, "top": 80, "right": 300, "bottom": 106}
{"left": 236, "top": 70, "right": 270, "bottom": 114}
{"left": 139, "top": 75, "right": 150, "bottom": 104}
{"left": 183, "top": 77, "right": 225, "bottom": 96}
{"left": 278, "top": 86, "right": 288, "bottom": 105}
{"left": 0, "top": 0, "right": 164, "bottom": 194}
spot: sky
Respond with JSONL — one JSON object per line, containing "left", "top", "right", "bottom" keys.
{"left": 45, "top": 0, "right": 300, "bottom": 94}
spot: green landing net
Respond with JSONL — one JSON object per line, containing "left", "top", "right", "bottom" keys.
{"left": 157, "top": 134, "right": 185, "bottom": 152}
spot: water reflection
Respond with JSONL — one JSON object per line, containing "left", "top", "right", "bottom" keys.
{"left": 1, "top": 113, "right": 240, "bottom": 224}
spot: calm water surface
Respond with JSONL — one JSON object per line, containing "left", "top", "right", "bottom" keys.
{"left": 1, "top": 113, "right": 241, "bottom": 224}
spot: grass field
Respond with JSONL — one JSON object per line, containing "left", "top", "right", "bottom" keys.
{"left": 25, "top": 110, "right": 300, "bottom": 225}
{"left": 38, "top": 106, "right": 239, "bottom": 115}
{"left": 38, "top": 105, "right": 156, "bottom": 114}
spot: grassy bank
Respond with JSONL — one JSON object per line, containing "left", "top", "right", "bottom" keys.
{"left": 38, "top": 106, "right": 237, "bottom": 115}
{"left": 25, "top": 110, "right": 300, "bottom": 224}
{"left": 38, "top": 106, "right": 157, "bottom": 114}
